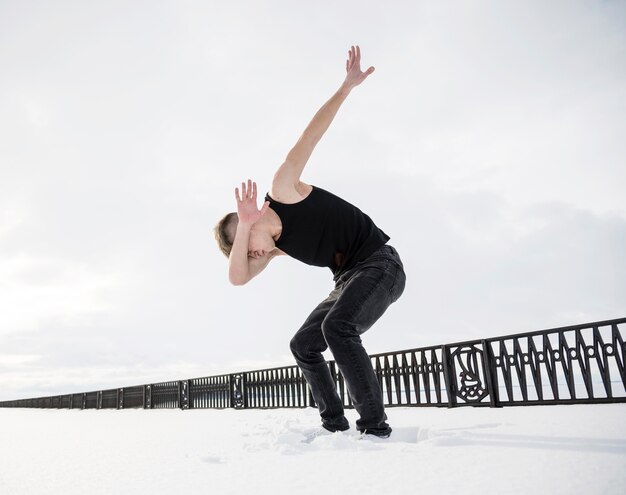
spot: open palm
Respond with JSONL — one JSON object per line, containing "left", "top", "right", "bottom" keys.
{"left": 235, "top": 179, "right": 269, "bottom": 225}
{"left": 344, "top": 45, "right": 375, "bottom": 89}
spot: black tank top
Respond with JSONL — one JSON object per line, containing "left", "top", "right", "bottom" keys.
{"left": 265, "top": 186, "right": 389, "bottom": 279}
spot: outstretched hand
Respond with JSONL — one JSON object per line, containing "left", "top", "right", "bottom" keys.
{"left": 235, "top": 179, "right": 269, "bottom": 226}
{"left": 343, "top": 45, "right": 375, "bottom": 89}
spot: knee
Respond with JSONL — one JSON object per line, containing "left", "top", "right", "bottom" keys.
{"left": 290, "top": 332, "right": 316, "bottom": 359}
{"left": 321, "top": 318, "right": 359, "bottom": 344}
{"left": 290, "top": 331, "right": 328, "bottom": 365}
{"left": 289, "top": 334, "right": 303, "bottom": 358}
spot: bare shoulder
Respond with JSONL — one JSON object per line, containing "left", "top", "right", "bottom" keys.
{"left": 270, "top": 172, "right": 313, "bottom": 204}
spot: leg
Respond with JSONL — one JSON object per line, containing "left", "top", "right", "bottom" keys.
{"left": 290, "top": 293, "right": 349, "bottom": 432}
{"left": 322, "top": 246, "right": 406, "bottom": 435}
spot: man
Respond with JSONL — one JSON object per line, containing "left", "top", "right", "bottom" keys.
{"left": 214, "top": 45, "right": 406, "bottom": 438}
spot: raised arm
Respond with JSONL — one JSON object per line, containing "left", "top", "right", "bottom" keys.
{"left": 272, "top": 45, "right": 375, "bottom": 196}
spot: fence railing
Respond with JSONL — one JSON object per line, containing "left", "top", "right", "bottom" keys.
{"left": 1, "top": 317, "right": 624, "bottom": 410}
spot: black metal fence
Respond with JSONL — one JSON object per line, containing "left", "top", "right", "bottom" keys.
{"left": 1, "top": 318, "right": 624, "bottom": 410}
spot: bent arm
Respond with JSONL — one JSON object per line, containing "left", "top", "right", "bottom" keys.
{"left": 228, "top": 223, "right": 277, "bottom": 285}
{"left": 228, "top": 180, "right": 276, "bottom": 286}
{"left": 228, "top": 222, "right": 254, "bottom": 285}
{"left": 273, "top": 45, "right": 375, "bottom": 190}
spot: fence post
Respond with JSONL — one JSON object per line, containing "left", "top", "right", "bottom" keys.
{"left": 143, "top": 385, "right": 152, "bottom": 409}
{"left": 179, "top": 380, "right": 190, "bottom": 410}
{"left": 441, "top": 345, "right": 457, "bottom": 408}
{"left": 481, "top": 339, "right": 500, "bottom": 408}
{"left": 186, "top": 380, "right": 193, "bottom": 409}
{"left": 229, "top": 373, "right": 246, "bottom": 409}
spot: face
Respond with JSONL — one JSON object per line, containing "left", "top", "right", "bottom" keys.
{"left": 247, "top": 223, "right": 275, "bottom": 259}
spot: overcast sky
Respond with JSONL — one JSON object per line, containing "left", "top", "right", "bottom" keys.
{"left": 1, "top": 0, "right": 625, "bottom": 401}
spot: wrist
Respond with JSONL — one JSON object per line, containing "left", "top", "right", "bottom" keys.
{"left": 236, "top": 220, "right": 254, "bottom": 232}
{"left": 338, "top": 82, "right": 353, "bottom": 96}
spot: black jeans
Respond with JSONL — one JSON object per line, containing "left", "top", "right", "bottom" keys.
{"left": 290, "top": 244, "right": 406, "bottom": 435}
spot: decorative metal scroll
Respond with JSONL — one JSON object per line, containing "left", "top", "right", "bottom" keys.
{"left": 230, "top": 374, "right": 245, "bottom": 409}
{"left": 450, "top": 345, "right": 489, "bottom": 403}
{"left": 179, "top": 381, "right": 190, "bottom": 410}
{"left": 144, "top": 385, "right": 152, "bottom": 409}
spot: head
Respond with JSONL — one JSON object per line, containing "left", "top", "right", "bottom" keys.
{"left": 213, "top": 212, "right": 276, "bottom": 259}
{"left": 214, "top": 212, "right": 238, "bottom": 258}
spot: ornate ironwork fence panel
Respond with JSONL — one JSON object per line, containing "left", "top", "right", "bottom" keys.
{"left": 151, "top": 381, "right": 179, "bottom": 409}
{"left": 124, "top": 386, "right": 144, "bottom": 408}
{"left": 84, "top": 392, "right": 98, "bottom": 409}
{"left": 443, "top": 340, "right": 493, "bottom": 407}
{"left": 190, "top": 375, "right": 231, "bottom": 409}
{"left": 243, "top": 365, "right": 309, "bottom": 409}
{"left": 1, "top": 318, "right": 624, "bottom": 411}
{"left": 71, "top": 394, "right": 83, "bottom": 410}
{"left": 374, "top": 347, "right": 449, "bottom": 407}
{"left": 100, "top": 390, "right": 118, "bottom": 409}
{"left": 487, "top": 320, "right": 625, "bottom": 406}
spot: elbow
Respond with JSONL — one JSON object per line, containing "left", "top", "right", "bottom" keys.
{"left": 228, "top": 259, "right": 250, "bottom": 286}
{"left": 228, "top": 273, "right": 249, "bottom": 286}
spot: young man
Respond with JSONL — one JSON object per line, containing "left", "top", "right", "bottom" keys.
{"left": 214, "top": 46, "right": 406, "bottom": 438}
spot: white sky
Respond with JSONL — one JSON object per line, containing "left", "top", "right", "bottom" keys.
{"left": 1, "top": 0, "right": 625, "bottom": 400}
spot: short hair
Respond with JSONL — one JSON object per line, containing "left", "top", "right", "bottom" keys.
{"left": 214, "top": 212, "right": 238, "bottom": 258}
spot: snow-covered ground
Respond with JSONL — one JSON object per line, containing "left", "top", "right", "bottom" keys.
{"left": 1, "top": 404, "right": 624, "bottom": 494}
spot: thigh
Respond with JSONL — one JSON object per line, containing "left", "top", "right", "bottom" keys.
{"left": 326, "top": 257, "right": 405, "bottom": 336}
{"left": 291, "top": 293, "right": 337, "bottom": 352}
